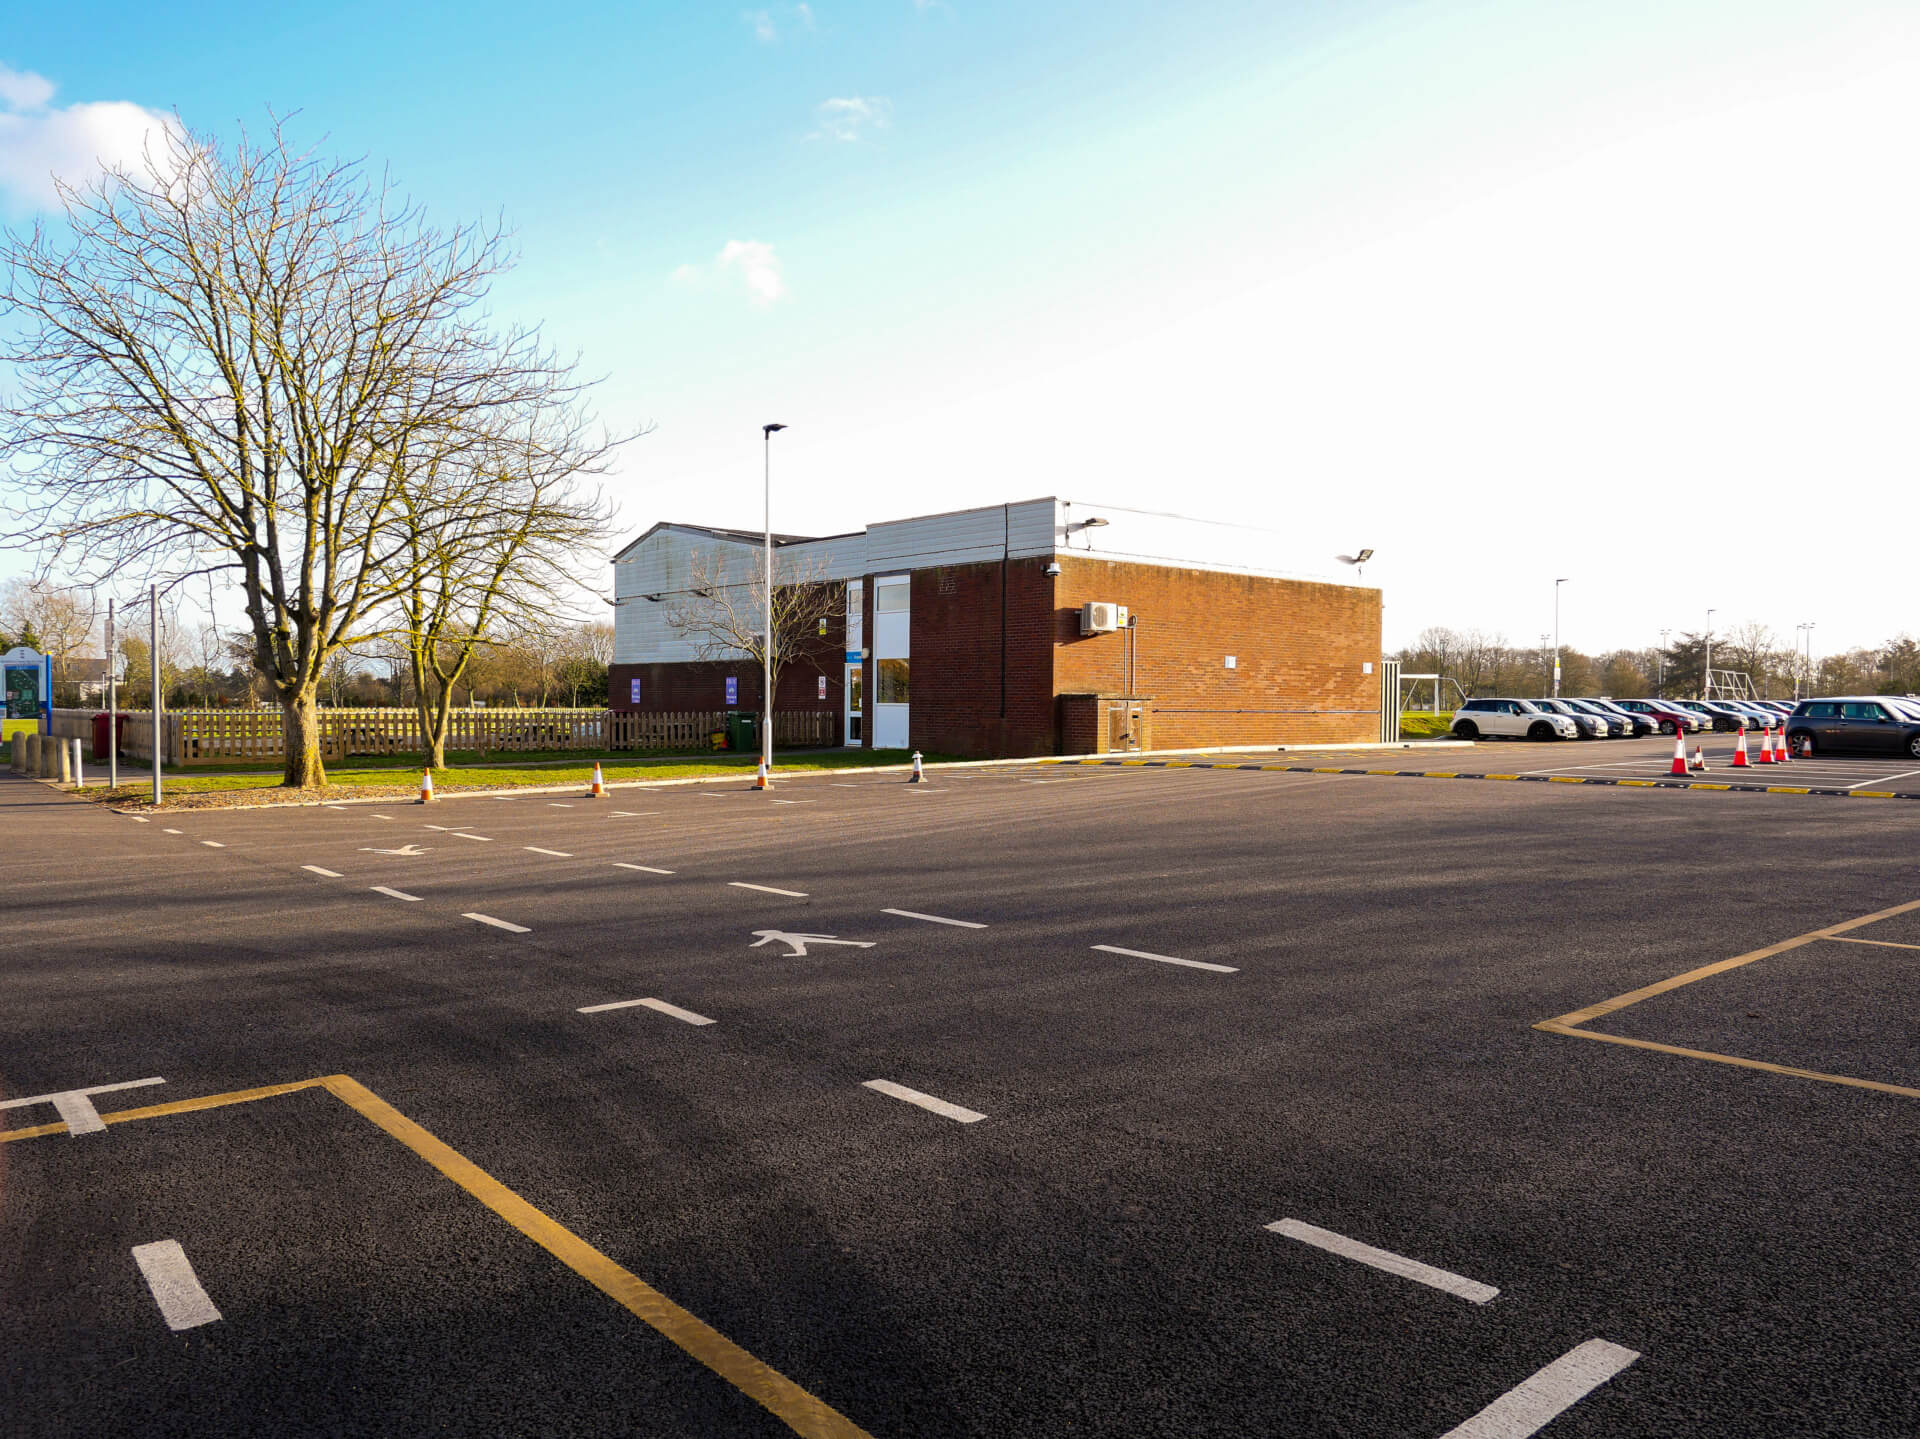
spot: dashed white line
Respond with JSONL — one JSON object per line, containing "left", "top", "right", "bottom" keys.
{"left": 1438, "top": 1339, "right": 1640, "bottom": 1438}
{"left": 728, "top": 881, "right": 809, "bottom": 898}
{"left": 610, "top": 811, "right": 661, "bottom": 818}
{"left": 1091, "top": 944, "right": 1237, "bottom": 974}
{"left": 423, "top": 824, "right": 472, "bottom": 832}
{"left": 524, "top": 846, "right": 573, "bottom": 858}
{"left": 128, "top": 816, "right": 149, "bottom": 823}
{"left": 613, "top": 863, "right": 674, "bottom": 874}
{"left": 200, "top": 840, "right": 225, "bottom": 848}
{"left": 1265, "top": 1219, "right": 1498, "bottom": 1304}
{"left": 578, "top": 997, "right": 715, "bottom": 1024}
{"left": 324, "top": 803, "right": 350, "bottom": 810}
{"left": 831, "top": 783, "right": 862, "bottom": 788}
{"left": 131, "top": 1240, "right": 221, "bottom": 1331}
{"left": 861, "top": 1079, "right": 986, "bottom": 1124}
{"left": 464, "top": 912, "right": 530, "bottom": 933}
{"left": 882, "top": 908, "right": 987, "bottom": 929}
{"left": 548, "top": 803, "right": 574, "bottom": 808}
{"left": 371, "top": 814, "right": 392, "bottom": 821}
{"left": 301, "top": 865, "right": 342, "bottom": 878}
{"left": 162, "top": 828, "right": 182, "bottom": 834}
{"left": 451, "top": 831, "right": 493, "bottom": 842}
{"left": 371, "top": 886, "right": 421, "bottom": 901}
{"left": 771, "top": 799, "right": 815, "bottom": 805}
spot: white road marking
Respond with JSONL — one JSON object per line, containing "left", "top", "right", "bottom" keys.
{"left": 770, "top": 799, "right": 814, "bottom": 804}
{"left": 324, "top": 803, "right": 350, "bottom": 810}
{"left": 730, "top": 881, "right": 809, "bottom": 897}
{"left": 360, "top": 844, "right": 429, "bottom": 856}
{"left": 131, "top": 1241, "right": 222, "bottom": 1331}
{"left": 613, "top": 863, "right": 674, "bottom": 874}
{"left": 163, "top": 828, "right": 182, "bottom": 834}
{"left": 451, "top": 831, "right": 493, "bottom": 841}
{"left": 1265, "top": 1219, "right": 1498, "bottom": 1304}
{"left": 882, "top": 908, "right": 987, "bottom": 929}
{"left": 301, "top": 865, "right": 342, "bottom": 878}
{"left": 578, "top": 997, "right": 715, "bottom": 1024}
{"left": 1091, "top": 944, "right": 1237, "bottom": 974}
{"left": 464, "top": 912, "right": 530, "bottom": 933}
{"left": 700, "top": 792, "right": 725, "bottom": 799}
{"left": 200, "top": 840, "right": 225, "bottom": 848}
{"left": 548, "top": 803, "right": 573, "bottom": 808}
{"left": 831, "top": 783, "right": 862, "bottom": 788}
{"left": 1849, "top": 767, "right": 1920, "bottom": 790}
{"left": 610, "top": 811, "right": 660, "bottom": 817}
{"left": 128, "top": 816, "right": 149, "bottom": 823}
{"left": 371, "top": 886, "right": 422, "bottom": 901}
{"left": 423, "top": 824, "right": 472, "bottom": 832}
{"left": 371, "top": 814, "right": 392, "bottom": 821}
{"left": 862, "top": 1079, "right": 986, "bottom": 1124}
{"left": 1438, "top": 1339, "right": 1640, "bottom": 1438}
{"left": 524, "top": 846, "right": 573, "bottom": 857}
{"left": 0, "top": 1076, "right": 165, "bottom": 1137}
{"left": 750, "top": 929, "right": 874, "bottom": 957}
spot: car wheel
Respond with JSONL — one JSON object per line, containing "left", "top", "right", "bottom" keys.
{"left": 1528, "top": 721, "right": 1554, "bottom": 741}
{"left": 1453, "top": 720, "right": 1479, "bottom": 740}
{"left": 1792, "top": 730, "right": 1814, "bottom": 758}
{"left": 1908, "top": 734, "right": 1920, "bottom": 760}
{"left": 1658, "top": 719, "right": 1675, "bottom": 736}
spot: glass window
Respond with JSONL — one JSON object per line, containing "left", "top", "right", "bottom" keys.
{"left": 1843, "top": 702, "right": 1886, "bottom": 720}
{"left": 1805, "top": 703, "right": 1837, "bottom": 718}
{"left": 876, "top": 659, "right": 909, "bottom": 704}
{"left": 848, "top": 668, "right": 863, "bottom": 712}
{"left": 875, "top": 583, "right": 909, "bottom": 613}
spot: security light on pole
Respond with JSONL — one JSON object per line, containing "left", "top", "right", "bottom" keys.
{"left": 1705, "top": 608, "right": 1716, "bottom": 699}
{"left": 1335, "top": 549, "right": 1375, "bottom": 578}
{"left": 1552, "top": 578, "right": 1568, "bottom": 698}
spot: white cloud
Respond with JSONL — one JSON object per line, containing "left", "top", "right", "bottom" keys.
{"left": 745, "top": 9, "right": 777, "bottom": 43}
{"left": 795, "top": 3, "right": 814, "bottom": 29}
{"left": 0, "top": 63, "right": 55, "bottom": 112}
{"left": 745, "top": 4, "right": 814, "bottom": 43}
{"left": 810, "top": 96, "right": 892, "bottom": 142}
{"left": 0, "top": 64, "right": 177, "bottom": 211}
{"left": 674, "top": 240, "right": 788, "bottom": 306}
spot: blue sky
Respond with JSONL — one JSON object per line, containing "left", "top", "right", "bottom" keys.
{"left": 3, "top": 1, "right": 1917, "bottom": 654}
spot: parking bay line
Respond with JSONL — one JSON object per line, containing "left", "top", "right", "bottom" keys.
{"left": 201, "top": 840, "right": 225, "bottom": 848}
{"left": 882, "top": 908, "right": 987, "bottom": 929}
{"left": 1091, "top": 943, "right": 1237, "bottom": 974}
{"left": 861, "top": 1080, "right": 985, "bottom": 1124}
{"left": 301, "top": 865, "right": 342, "bottom": 878}
{"left": 524, "top": 846, "right": 574, "bottom": 858}
{"left": 131, "top": 1240, "right": 222, "bottom": 1331}
{"left": 1438, "top": 1339, "right": 1639, "bottom": 1438}
{"left": 451, "top": 831, "right": 493, "bottom": 841}
{"left": 1265, "top": 1218, "right": 1497, "bottom": 1304}
{"left": 464, "top": 912, "right": 531, "bottom": 934}
{"left": 730, "top": 881, "right": 809, "bottom": 898}
{"left": 614, "top": 863, "right": 675, "bottom": 874}
{"left": 578, "top": 997, "right": 715, "bottom": 1024}
{"left": 0, "top": 1076, "right": 877, "bottom": 1439}
{"left": 371, "top": 886, "right": 422, "bottom": 902}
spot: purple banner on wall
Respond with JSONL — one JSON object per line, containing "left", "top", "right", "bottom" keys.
{"left": 725, "top": 675, "right": 739, "bottom": 705}
{"left": 629, "top": 677, "right": 642, "bottom": 703}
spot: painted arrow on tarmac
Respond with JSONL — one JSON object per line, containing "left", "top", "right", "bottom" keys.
{"left": 748, "top": 929, "right": 876, "bottom": 958}
{"left": 360, "top": 844, "right": 430, "bottom": 856}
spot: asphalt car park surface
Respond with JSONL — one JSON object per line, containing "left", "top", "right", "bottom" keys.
{"left": 3, "top": 757, "right": 1919, "bottom": 1436}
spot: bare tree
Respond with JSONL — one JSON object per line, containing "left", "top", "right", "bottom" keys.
{"left": 0, "top": 578, "right": 97, "bottom": 680}
{"left": 665, "top": 549, "right": 841, "bottom": 752}
{"left": 0, "top": 120, "right": 587, "bottom": 786}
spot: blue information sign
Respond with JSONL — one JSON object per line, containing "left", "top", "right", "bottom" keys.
{"left": 725, "top": 675, "right": 739, "bottom": 705}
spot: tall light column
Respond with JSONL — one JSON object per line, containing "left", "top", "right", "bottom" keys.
{"left": 761, "top": 423, "right": 787, "bottom": 780}
{"left": 1658, "top": 628, "right": 1669, "bottom": 695}
{"left": 1704, "top": 608, "right": 1716, "bottom": 700}
{"left": 1552, "top": 578, "right": 1568, "bottom": 697}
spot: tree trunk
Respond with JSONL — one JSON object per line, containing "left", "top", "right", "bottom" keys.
{"left": 281, "top": 686, "right": 327, "bottom": 788}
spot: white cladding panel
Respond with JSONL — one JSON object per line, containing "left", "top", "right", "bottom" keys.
{"left": 865, "top": 498, "right": 1058, "bottom": 572}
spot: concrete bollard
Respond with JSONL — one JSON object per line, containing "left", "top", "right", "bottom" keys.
{"left": 69, "top": 736, "right": 85, "bottom": 787}
{"left": 40, "top": 733, "right": 56, "bottom": 779}
{"left": 7, "top": 734, "right": 17, "bottom": 773}
{"left": 30, "top": 733, "right": 46, "bottom": 777}
{"left": 57, "top": 737, "right": 72, "bottom": 784}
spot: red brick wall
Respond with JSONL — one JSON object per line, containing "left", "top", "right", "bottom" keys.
{"left": 1052, "top": 556, "right": 1381, "bottom": 748}
{"left": 908, "top": 558, "right": 1057, "bottom": 757}
{"left": 609, "top": 599, "right": 844, "bottom": 737}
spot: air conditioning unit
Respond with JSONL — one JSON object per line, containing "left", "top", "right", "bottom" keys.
{"left": 1080, "top": 602, "right": 1128, "bottom": 635}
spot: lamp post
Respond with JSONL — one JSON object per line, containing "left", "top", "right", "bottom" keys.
{"left": 1798, "top": 622, "right": 1816, "bottom": 698}
{"left": 761, "top": 423, "right": 787, "bottom": 781}
{"left": 1658, "top": 628, "right": 1669, "bottom": 696}
{"left": 1704, "top": 608, "right": 1715, "bottom": 700}
{"left": 1552, "top": 578, "right": 1568, "bottom": 697}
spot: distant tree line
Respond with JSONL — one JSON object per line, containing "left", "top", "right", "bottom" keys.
{"left": 1395, "top": 624, "right": 1920, "bottom": 703}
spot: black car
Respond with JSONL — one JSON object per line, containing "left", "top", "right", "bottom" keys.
{"left": 1786, "top": 698, "right": 1920, "bottom": 758}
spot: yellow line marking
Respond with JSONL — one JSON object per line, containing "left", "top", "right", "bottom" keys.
{"left": 1422, "top": 771, "right": 1459, "bottom": 779}
{"left": 1765, "top": 786, "right": 1811, "bottom": 795}
{"left": 1, "top": 1074, "right": 873, "bottom": 1439}
{"left": 1688, "top": 782, "right": 1730, "bottom": 790}
{"left": 1827, "top": 934, "right": 1920, "bottom": 952}
{"left": 1548, "top": 776, "right": 1586, "bottom": 784}
{"left": 1120, "top": 759, "right": 1147, "bottom": 766}
{"left": 1849, "top": 790, "right": 1894, "bottom": 799}
{"left": 1260, "top": 763, "right": 1292, "bottom": 771}
{"left": 1164, "top": 761, "right": 1193, "bottom": 768}
{"left": 1534, "top": 1022, "right": 1920, "bottom": 1102}
{"left": 1312, "top": 767, "right": 1343, "bottom": 774}
{"left": 1618, "top": 780, "right": 1655, "bottom": 787}
{"left": 1534, "top": 897, "right": 1920, "bottom": 1102}
{"left": 1485, "top": 774, "right": 1520, "bottom": 781}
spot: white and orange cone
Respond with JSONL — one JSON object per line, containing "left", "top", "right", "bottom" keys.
{"left": 908, "top": 750, "right": 924, "bottom": 784}
{"left": 1730, "top": 725, "right": 1749, "bottom": 768}
{"left": 1669, "top": 731, "right": 1689, "bottom": 776}
{"left": 588, "top": 761, "right": 607, "bottom": 798}
{"left": 1776, "top": 727, "right": 1793, "bottom": 763}
{"left": 753, "top": 758, "right": 770, "bottom": 791}
{"left": 1690, "top": 744, "right": 1708, "bottom": 771}
{"left": 418, "top": 768, "right": 436, "bottom": 803}
{"left": 1758, "top": 724, "right": 1777, "bottom": 764}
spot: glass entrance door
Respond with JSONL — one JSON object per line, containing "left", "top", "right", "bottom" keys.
{"left": 845, "top": 664, "right": 864, "bottom": 745}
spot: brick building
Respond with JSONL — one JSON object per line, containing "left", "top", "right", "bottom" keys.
{"left": 610, "top": 498, "right": 1383, "bottom": 758}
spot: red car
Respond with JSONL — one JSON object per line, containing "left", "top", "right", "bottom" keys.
{"left": 1609, "top": 698, "right": 1704, "bottom": 735}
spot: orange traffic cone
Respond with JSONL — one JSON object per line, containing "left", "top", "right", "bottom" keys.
{"left": 1760, "top": 724, "right": 1778, "bottom": 764}
{"left": 418, "top": 768, "right": 436, "bottom": 803}
{"left": 1690, "top": 745, "right": 1708, "bottom": 771}
{"left": 1668, "top": 732, "right": 1688, "bottom": 776}
{"left": 588, "top": 761, "right": 607, "bottom": 798}
{"left": 753, "top": 759, "right": 770, "bottom": 791}
{"left": 908, "top": 750, "right": 924, "bottom": 784}
{"left": 1776, "top": 727, "right": 1792, "bottom": 763}
{"left": 1730, "top": 725, "right": 1749, "bottom": 767}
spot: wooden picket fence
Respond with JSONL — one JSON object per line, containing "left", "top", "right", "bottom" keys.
{"left": 64, "top": 705, "right": 836, "bottom": 767}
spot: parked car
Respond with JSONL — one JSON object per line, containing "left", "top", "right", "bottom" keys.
{"left": 1614, "top": 698, "right": 1704, "bottom": 735}
{"left": 1753, "top": 700, "right": 1796, "bottom": 717}
{"left": 1786, "top": 698, "right": 1920, "bottom": 758}
{"left": 1450, "top": 698, "right": 1580, "bottom": 741}
{"left": 1660, "top": 698, "right": 1741, "bottom": 733}
{"left": 1574, "top": 698, "right": 1657, "bottom": 737}
{"left": 1536, "top": 698, "right": 1624, "bottom": 737}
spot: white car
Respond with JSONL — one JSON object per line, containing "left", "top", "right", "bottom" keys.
{"left": 1450, "top": 698, "right": 1580, "bottom": 741}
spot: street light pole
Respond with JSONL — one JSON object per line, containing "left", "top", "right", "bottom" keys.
{"left": 761, "top": 423, "right": 787, "bottom": 781}
{"left": 1704, "top": 608, "right": 1716, "bottom": 700}
{"left": 149, "top": 583, "right": 162, "bottom": 807}
{"left": 1658, "top": 628, "right": 1669, "bottom": 696}
{"left": 1552, "top": 578, "right": 1568, "bottom": 697}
